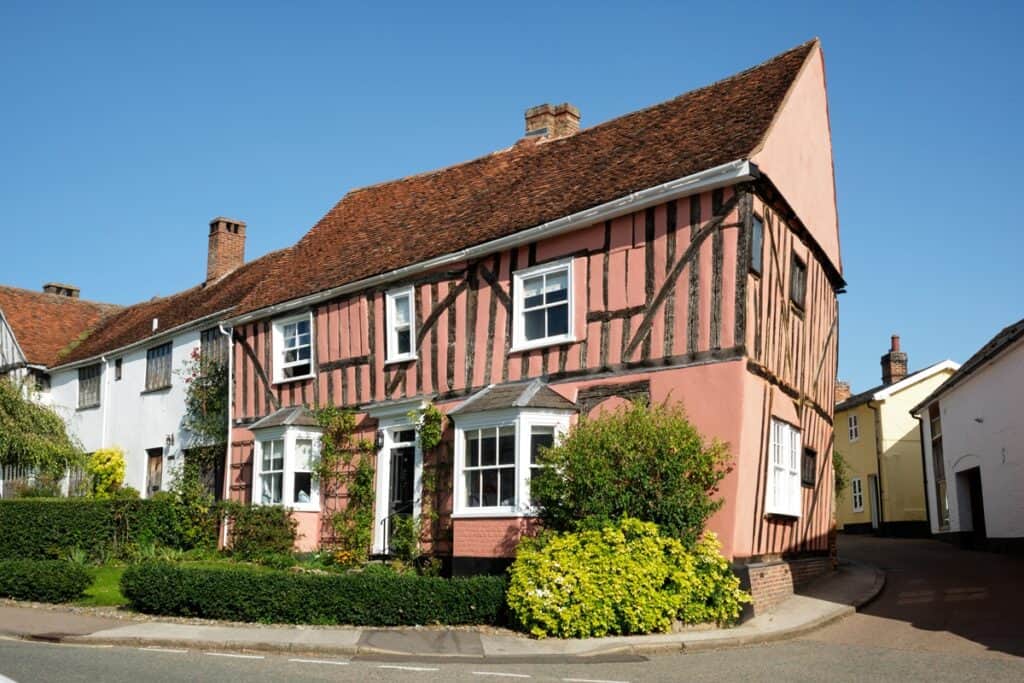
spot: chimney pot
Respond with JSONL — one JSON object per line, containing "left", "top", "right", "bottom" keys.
{"left": 524, "top": 102, "right": 580, "bottom": 139}
{"left": 891, "top": 335, "right": 900, "bottom": 352}
{"left": 42, "top": 283, "right": 81, "bottom": 298}
{"left": 206, "top": 217, "right": 246, "bottom": 283}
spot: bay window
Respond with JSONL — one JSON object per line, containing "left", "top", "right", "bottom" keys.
{"left": 453, "top": 409, "right": 570, "bottom": 516}
{"left": 253, "top": 428, "right": 320, "bottom": 511}
{"left": 765, "top": 418, "right": 802, "bottom": 517}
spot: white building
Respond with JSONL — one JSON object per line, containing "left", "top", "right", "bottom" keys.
{"left": 913, "top": 318, "right": 1024, "bottom": 552}
{"left": 3, "top": 218, "right": 283, "bottom": 498}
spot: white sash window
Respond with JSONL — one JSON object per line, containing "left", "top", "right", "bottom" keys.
{"left": 765, "top": 418, "right": 802, "bottom": 517}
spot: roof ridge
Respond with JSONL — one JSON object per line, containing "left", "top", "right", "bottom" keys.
{"left": 0, "top": 284, "right": 121, "bottom": 309}
{"left": 341, "top": 39, "right": 818, "bottom": 199}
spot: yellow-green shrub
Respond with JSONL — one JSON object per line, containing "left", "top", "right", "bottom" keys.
{"left": 86, "top": 447, "right": 126, "bottom": 499}
{"left": 506, "top": 518, "right": 749, "bottom": 638}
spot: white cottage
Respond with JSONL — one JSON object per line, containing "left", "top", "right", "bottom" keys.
{"left": 913, "top": 318, "right": 1024, "bottom": 552}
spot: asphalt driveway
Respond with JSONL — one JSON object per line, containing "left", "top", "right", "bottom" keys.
{"left": 804, "top": 534, "right": 1024, "bottom": 659}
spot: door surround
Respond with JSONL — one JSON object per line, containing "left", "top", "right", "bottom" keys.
{"left": 368, "top": 399, "right": 428, "bottom": 555}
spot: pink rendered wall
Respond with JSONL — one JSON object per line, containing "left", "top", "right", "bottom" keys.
{"left": 751, "top": 42, "right": 841, "bottom": 274}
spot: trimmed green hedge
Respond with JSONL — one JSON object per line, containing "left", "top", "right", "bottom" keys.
{"left": 0, "top": 560, "right": 92, "bottom": 603}
{"left": 121, "top": 562, "right": 507, "bottom": 626}
{"left": 0, "top": 498, "right": 217, "bottom": 560}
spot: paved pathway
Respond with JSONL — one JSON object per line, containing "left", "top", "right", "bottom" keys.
{"left": 804, "top": 534, "right": 1024, "bottom": 659}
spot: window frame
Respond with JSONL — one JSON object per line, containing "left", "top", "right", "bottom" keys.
{"left": 77, "top": 363, "right": 102, "bottom": 409}
{"left": 765, "top": 417, "right": 802, "bottom": 517}
{"left": 801, "top": 448, "right": 817, "bottom": 488}
{"left": 851, "top": 476, "right": 864, "bottom": 512}
{"left": 114, "top": 357, "right": 123, "bottom": 381}
{"left": 252, "top": 426, "right": 321, "bottom": 512}
{"left": 790, "top": 252, "right": 807, "bottom": 311}
{"left": 272, "top": 312, "right": 315, "bottom": 384}
{"left": 144, "top": 342, "right": 173, "bottom": 392}
{"left": 750, "top": 215, "right": 764, "bottom": 276}
{"left": 848, "top": 414, "right": 859, "bottom": 442}
{"left": 452, "top": 408, "right": 570, "bottom": 518}
{"left": 511, "top": 258, "right": 575, "bottom": 352}
{"left": 384, "top": 286, "right": 417, "bottom": 364}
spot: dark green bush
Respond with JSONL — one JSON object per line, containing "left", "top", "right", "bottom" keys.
{"left": 121, "top": 561, "right": 507, "bottom": 626}
{"left": 222, "top": 503, "right": 297, "bottom": 561}
{"left": 0, "top": 560, "right": 92, "bottom": 603}
{"left": 0, "top": 498, "right": 218, "bottom": 561}
{"left": 530, "top": 400, "right": 731, "bottom": 547}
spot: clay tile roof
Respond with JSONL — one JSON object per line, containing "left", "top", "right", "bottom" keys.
{"left": 0, "top": 287, "right": 120, "bottom": 368}
{"left": 236, "top": 40, "right": 817, "bottom": 316}
{"left": 57, "top": 247, "right": 290, "bottom": 366}
{"left": 250, "top": 406, "right": 320, "bottom": 431}
{"left": 449, "top": 379, "right": 576, "bottom": 415}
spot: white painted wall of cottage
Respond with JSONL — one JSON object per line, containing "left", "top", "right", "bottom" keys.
{"left": 921, "top": 339, "right": 1024, "bottom": 539}
{"left": 49, "top": 330, "right": 204, "bottom": 495}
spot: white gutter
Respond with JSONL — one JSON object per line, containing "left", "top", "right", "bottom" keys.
{"left": 49, "top": 308, "right": 234, "bottom": 372}
{"left": 227, "top": 159, "right": 755, "bottom": 325}
{"left": 219, "top": 324, "right": 233, "bottom": 548}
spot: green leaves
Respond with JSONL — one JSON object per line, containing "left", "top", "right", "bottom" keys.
{"left": 0, "top": 560, "right": 92, "bottom": 603}
{"left": 506, "top": 519, "right": 750, "bottom": 638}
{"left": 530, "top": 401, "right": 731, "bottom": 547}
{"left": 221, "top": 503, "right": 298, "bottom": 561}
{"left": 120, "top": 561, "right": 508, "bottom": 626}
{"left": 0, "top": 378, "right": 83, "bottom": 476}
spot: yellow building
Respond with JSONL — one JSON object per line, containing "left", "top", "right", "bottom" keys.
{"left": 835, "top": 336, "right": 958, "bottom": 535}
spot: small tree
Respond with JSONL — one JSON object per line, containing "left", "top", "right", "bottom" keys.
{"left": 0, "top": 377, "right": 83, "bottom": 478}
{"left": 531, "top": 400, "right": 731, "bottom": 547}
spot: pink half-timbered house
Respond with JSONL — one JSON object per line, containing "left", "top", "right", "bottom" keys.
{"left": 225, "top": 39, "right": 843, "bottom": 609}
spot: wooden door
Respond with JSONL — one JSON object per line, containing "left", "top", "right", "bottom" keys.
{"left": 146, "top": 448, "right": 163, "bottom": 496}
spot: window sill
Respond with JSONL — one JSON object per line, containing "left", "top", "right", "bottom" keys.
{"left": 272, "top": 374, "right": 315, "bottom": 386}
{"left": 451, "top": 508, "right": 534, "bottom": 519}
{"left": 141, "top": 385, "right": 172, "bottom": 395}
{"left": 384, "top": 354, "right": 417, "bottom": 366}
{"left": 764, "top": 511, "right": 801, "bottom": 520}
{"left": 76, "top": 404, "right": 100, "bottom": 412}
{"left": 509, "top": 336, "right": 576, "bottom": 354}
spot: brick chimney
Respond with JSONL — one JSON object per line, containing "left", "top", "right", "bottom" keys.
{"left": 42, "top": 283, "right": 80, "bottom": 298}
{"left": 835, "top": 380, "right": 851, "bottom": 405}
{"left": 206, "top": 217, "right": 246, "bottom": 283}
{"left": 524, "top": 103, "right": 580, "bottom": 139}
{"left": 880, "top": 334, "right": 908, "bottom": 385}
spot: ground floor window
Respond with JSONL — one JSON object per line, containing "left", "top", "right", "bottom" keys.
{"left": 453, "top": 410, "right": 570, "bottom": 516}
{"left": 765, "top": 418, "right": 802, "bottom": 517}
{"left": 253, "top": 429, "right": 320, "bottom": 511}
{"left": 851, "top": 476, "right": 864, "bottom": 512}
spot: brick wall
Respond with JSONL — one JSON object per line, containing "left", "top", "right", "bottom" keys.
{"left": 743, "top": 556, "right": 831, "bottom": 615}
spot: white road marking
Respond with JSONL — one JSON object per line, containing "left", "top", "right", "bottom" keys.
{"left": 379, "top": 664, "right": 441, "bottom": 672}
{"left": 564, "top": 678, "right": 631, "bottom": 683}
{"left": 472, "top": 673, "right": 531, "bottom": 679}
{"left": 139, "top": 647, "right": 188, "bottom": 653}
{"left": 288, "top": 658, "right": 350, "bottom": 666}
{"left": 205, "top": 652, "right": 264, "bottom": 660}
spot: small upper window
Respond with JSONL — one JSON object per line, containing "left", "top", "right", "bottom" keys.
{"left": 78, "top": 363, "right": 101, "bottom": 409}
{"left": 790, "top": 253, "right": 807, "bottom": 310}
{"left": 114, "top": 357, "right": 123, "bottom": 381}
{"left": 385, "top": 287, "right": 416, "bottom": 363}
{"left": 848, "top": 414, "right": 859, "bottom": 442}
{"left": 801, "top": 448, "right": 816, "bottom": 487}
{"left": 145, "top": 342, "right": 173, "bottom": 391}
{"left": 512, "top": 259, "right": 573, "bottom": 350}
{"left": 750, "top": 216, "right": 764, "bottom": 275}
{"left": 273, "top": 314, "right": 313, "bottom": 382}
{"left": 200, "top": 327, "right": 227, "bottom": 366}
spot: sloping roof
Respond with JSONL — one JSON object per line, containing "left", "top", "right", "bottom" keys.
{"left": 0, "top": 286, "right": 120, "bottom": 367}
{"left": 449, "top": 379, "right": 576, "bottom": 416}
{"left": 835, "top": 360, "right": 958, "bottom": 412}
{"left": 236, "top": 40, "right": 819, "bottom": 316}
{"left": 57, "top": 248, "right": 290, "bottom": 366}
{"left": 250, "top": 406, "right": 319, "bottom": 431}
{"left": 911, "top": 317, "right": 1024, "bottom": 414}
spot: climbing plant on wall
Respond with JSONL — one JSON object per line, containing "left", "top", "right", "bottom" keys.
{"left": 0, "top": 377, "right": 83, "bottom": 477}
{"left": 314, "top": 406, "right": 376, "bottom": 566}
{"left": 408, "top": 402, "right": 449, "bottom": 556}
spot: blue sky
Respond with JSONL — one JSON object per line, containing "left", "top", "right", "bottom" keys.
{"left": 1, "top": 1, "right": 1021, "bottom": 391}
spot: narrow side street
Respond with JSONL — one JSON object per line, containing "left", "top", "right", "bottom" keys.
{"left": 806, "top": 534, "right": 1024, "bottom": 659}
